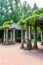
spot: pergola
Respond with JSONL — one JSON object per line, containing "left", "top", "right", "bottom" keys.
{"left": 0, "top": 16, "right": 43, "bottom": 50}
{"left": 33, "top": 16, "right": 43, "bottom": 48}
{"left": 24, "top": 16, "right": 43, "bottom": 49}
{"left": 3, "top": 23, "right": 22, "bottom": 44}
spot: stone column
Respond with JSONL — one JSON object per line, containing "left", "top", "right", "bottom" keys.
{"left": 29, "top": 25, "right": 31, "bottom": 40}
{"left": 25, "top": 30, "right": 27, "bottom": 43}
{"left": 34, "top": 26, "right": 38, "bottom": 49}
{"left": 41, "top": 28, "right": 43, "bottom": 45}
{"left": 26, "top": 25, "right": 32, "bottom": 50}
{"left": 21, "top": 28, "right": 24, "bottom": 49}
{"left": 10, "top": 30, "right": 13, "bottom": 41}
{"left": 6, "top": 28, "right": 8, "bottom": 43}
{"left": 12, "top": 29, "right": 15, "bottom": 43}
{"left": 3, "top": 29, "right": 6, "bottom": 42}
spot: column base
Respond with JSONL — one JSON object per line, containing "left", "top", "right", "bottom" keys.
{"left": 20, "top": 43, "right": 24, "bottom": 49}
{"left": 41, "top": 42, "right": 43, "bottom": 45}
{"left": 33, "top": 42, "right": 38, "bottom": 49}
{"left": 26, "top": 39, "right": 32, "bottom": 50}
{"left": 3, "top": 40, "right": 15, "bottom": 45}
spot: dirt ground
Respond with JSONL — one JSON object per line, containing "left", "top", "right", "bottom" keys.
{"left": 0, "top": 42, "right": 43, "bottom": 65}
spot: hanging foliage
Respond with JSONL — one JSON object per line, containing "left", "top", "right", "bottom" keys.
{"left": 33, "top": 8, "right": 43, "bottom": 15}
{"left": 0, "top": 21, "right": 11, "bottom": 30}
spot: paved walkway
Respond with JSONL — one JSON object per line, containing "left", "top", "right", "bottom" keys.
{"left": 0, "top": 42, "right": 43, "bottom": 65}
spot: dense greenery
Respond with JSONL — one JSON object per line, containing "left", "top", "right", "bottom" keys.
{"left": 33, "top": 8, "right": 43, "bottom": 15}
{"left": 18, "top": 7, "right": 43, "bottom": 41}
{"left": 0, "top": 0, "right": 36, "bottom": 29}
{"left": 0, "top": 0, "right": 43, "bottom": 42}
{"left": 0, "top": 0, "right": 33, "bottom": 25}
{"left": 0, "top": 21, "right": 11, "bottom": 30}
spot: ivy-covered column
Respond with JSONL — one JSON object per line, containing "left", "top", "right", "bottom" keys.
{"left": 34, "top": 26, "right": 38, "bottom": 49}
{"left": 21, "top": 27, "right": 24, "bottom": 49}
{"left": 20, "top": 22, "right": 25, "bottom": 49}
{"left": 26, "top": 25, "right": 32, "bottom": 50}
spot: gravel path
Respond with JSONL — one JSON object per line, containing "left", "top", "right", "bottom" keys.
{"left": 0, "top": 43, "right": 43, "bottom": 65}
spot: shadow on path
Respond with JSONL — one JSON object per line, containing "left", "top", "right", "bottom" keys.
{"left": 21, "top": 45, "right": 43, "bottom": 61}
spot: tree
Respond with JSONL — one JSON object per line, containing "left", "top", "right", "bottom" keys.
{"left": 8, "top": 0, "right": 21, "bottom": 23}
{"left": 0, "top": 0, "right": 11, "bottom": 25}
{"left": 0, "top": 0, "right": 21, "bottom": 25}
{"left": 32, "top": 3, "right": 38, "bottom": 13}
{"left": 20, "top": 1, "right": 32, "bottom": 19}
{"left": 0, "top": 0, "right": 32, "bottom": 25}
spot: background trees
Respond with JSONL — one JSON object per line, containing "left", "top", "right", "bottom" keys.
{"left": 0, "top": 0, "right": 43, "bottom": 41}
{"left": 0, "top": 0, "right": 43, "bottom": 49}
{"left": 0, "top": 0, "right": 37, "bottom": 25}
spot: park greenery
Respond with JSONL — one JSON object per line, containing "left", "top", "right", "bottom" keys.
{"left": 0, "top": 0, "right": 43, "bottom": 41}
{"left": 0, "top": 0, "right": 38, "bottom": 26}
